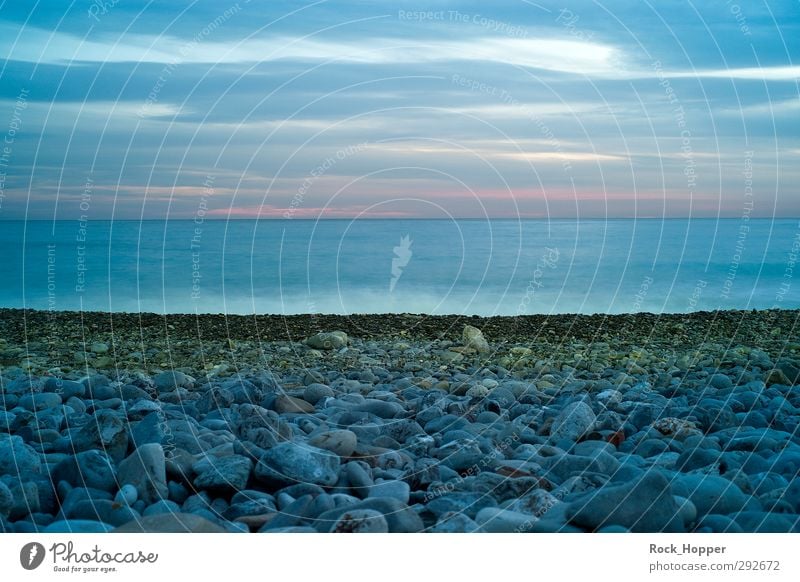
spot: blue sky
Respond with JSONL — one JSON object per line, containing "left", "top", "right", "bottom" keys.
{"left": 0, "top": 0, "right": 797, "bottom": 219}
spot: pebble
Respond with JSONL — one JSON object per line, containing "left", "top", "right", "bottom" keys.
{"left": 549, "top": 401, "right": 596, "bottom": 443}
{"left": 308, "top": 430, "right": 358, "bottom": 457}
{"left": 328, "top": 509, "right": 389, "bottom": 533}
{"left": 193, "top": 455, "right": 253, "bottom": 492}
{"left": 117, "top": 443, "right": 168, "bottom": 505}
{"left": 566, "top": 471, "right": 682, "bottom": 532}
{"left": 255, "top": 442, "right": 340, "bottom": 487}
{"left": 52, "top": 450, "right": 117, "bottom": 492}
{"left": 367, "top": 480, "right": 410, "bottom": 504}
{"left": 306, "top": 331, "right": 348, "bottom": 350}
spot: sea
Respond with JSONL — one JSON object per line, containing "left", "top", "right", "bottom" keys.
{"left": 2, "top": 218, "right": 798, "bottom": 316}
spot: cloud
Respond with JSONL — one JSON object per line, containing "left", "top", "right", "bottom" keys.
{"left": 1, "top": 22, "right": 619, "bottom": 75}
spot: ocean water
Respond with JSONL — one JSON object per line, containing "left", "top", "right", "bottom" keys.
{"left": 1, "top": 219, "right": 798, "bottom": 316}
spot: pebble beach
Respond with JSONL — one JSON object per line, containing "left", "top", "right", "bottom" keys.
{"left": 1, "top": 308, "right": 800, "bottom": 533}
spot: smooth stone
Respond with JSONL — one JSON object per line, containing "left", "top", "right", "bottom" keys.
{"left": 709, "top": 374, "right": 733, "bottom": 390}
{"left": 0, "top": 481, "right": 13, "bottom": 518}
{"left": 694, "top": 514, "right": 744, "bottom": 533}
{"left": 142, "top": 499, "right": 181, "bottom": 517}
{"left": 255, "top": 442, "right": 340, "bottom": 487}
{"left": 153, "top": 370, "right": 193, "bottom": 392}
{"left": 355, "top": 400, "right": 403, "bottom": 419}
{"left": 367, "top": 480, "right": 410, "bottom": 504}
{"left": 306, "top": 331, "right": 348, "bottom": 350}
{"left": 345, "top": 461, "right": 374, "bottom": 496}
{"left": 429, "top": 512, "right": 482, "bottom": 533}
{"left": 114, "top": 512, "right": 226, "bottom": 532}
{"left": 52, "top": 450, "right": 117, "bottom": 492}
{"left": 261, "top": 526, "right": 318, "bottom": 533}
{"left": 225, "top": 499, "right": 278, "bottom": 520}
{"left": 475, "top": 507, "right": 537, "bottom": 533}
{"left": 328, "top": 509, "right": 389, "bottom": 533}
{"left": 44, "top": 378, "right": 86, "bottom": 399}
{"left": 71, "top": 410, "right": 128, "bottom": 462}
{"left": 676, "top": 447, "right": 723, "bottom": 472}
{"left": 117, "top": 443, "right": 168, "bottom": 505}
{"left": 67, "top": 499, "right": 140, "bottom": 527}
{"left": 315, "top": 497, "right": 424, "bottom": 532}
{"left": 732, "top": 512, "right": 799, "bottom": 533}
{"left": 44, "top": 520, "right": 114, "bottom": 533}
{"left": 114, "top": 485, "right": 139, "bottom": 505}
{"left": 308, "top": 430, "right": 358, "bottom": 457}
{"left": 303, "top": 384, "right": 334, "bottom": 405}
{"left": 0, "top": 434, "right": 42, "bottom": 475}
{"left": 258, "top": 495, "right": 314, "bottom": 531}
{"left": 550, "top": 401, "right": 596, "bottom": 443}
{"left": 274, "top": 395, "right": 315, "bottom": 414}
{"left": 130, "top": 412, "right": 167, "bottom": 447}
{"left": 462, "top": 325, "right": 490, "bottom": 353}
{"left": 19, "top": 392, "right": 62, "bottom": 411}
{"left": 566, "top": 471, "right": 683, "bottom": 532}
{"left": 425, "top": 492, "right": 498, "bottom": 520}
{"left": 672, "top": 473, "right": 752, "bottom": 516}
{"left": 193, "top": 455, "right": 253, "bottom": 493}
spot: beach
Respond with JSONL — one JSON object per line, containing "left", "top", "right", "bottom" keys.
{"left": 1, "top": 307, "right": 799, "bottom": 532}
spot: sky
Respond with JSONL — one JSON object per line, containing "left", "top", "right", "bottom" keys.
{"left": 0, "top": 0, "right": 797, "bottom": 220}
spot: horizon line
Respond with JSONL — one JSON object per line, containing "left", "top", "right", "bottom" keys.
{"left": 2, "top": 216, "right": 800, "bottom": 222}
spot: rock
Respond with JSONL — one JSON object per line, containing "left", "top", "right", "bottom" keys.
{"left": 355, "top": 399, "right": 403, "bottom": 418}
{"left": 0, "top": 478, "right": 40, "bottom": 519}
{"left": 462, "top": 325, "right": 490, "bottom": 353}
{"left": 566, "top": 471, "right": 683, "bottom": 532}
{"left": 90, "top": 342, "right": 110, "bottom": 354}
{"left": 709, "top": 374, "right": 733, "bottom": 390}
{"left": 425, "top": 492, "right": 497, "bottom": 520}
{"left": 114, "top": 513, "right": 226, "bottom": 533}
{"left": 306, "top": 332, "right": 348, "bottom": 350}
{"left": 466, "top": 385, "right": 490, "bottom": 399}
{"left": 193, "top": 455, "right": 253, "bottom": 492}
{"left": 255, "top": 442, "right": 340, "bottom": 488}
{"left": 67, "top": 499, "right": 140, "bottom": 527}
{"left": 549, "top": 401, "right": 595, "bottom": 443}
{"left": 766, "top": 369, "right": 791, "bottom": 387}
{"left": 367, "top": 480, "right": 410, "bottom": 504}
{"left": 44, "top": 520, "right": 114, "bottom": 533}
{"left": 308, "top": 430, "right": 358, "bottom": 457}
{"left": 44, "top": 378, "right": 86, "bottom": 399}
{"left": 733, "top": 511, "right": 799, "bottom": 533}
{"left": 71, "top": 410, "right": 129, "bottom": 462}
{"left": 114, "top": 484, "right": 138, "bottom": 506}
{"left": 52, "top": 450, "right": 117, "bottom": 492}
{"left": 143, "top": 499, "right": 181, "bottom": 516}
{"left": 672, "top": 474, "right": 751, "bottom": 516}
{"left": 694, "top": 514, "right": 744, "bottom": 533}
{"left": 18, "top": 392, "right": 62, "bottom": 412}
{"left": 328, "top": 509, "right": 389, "bottom": 533}
{"left": 0, "top": 481, "right": 13, "bottom": 518}
{"left": 475, "top": 508, "right": 537, "bottom": 533}
{"left": 303, "top": 383, "right": 334, "bottom": 405}
{"left": 117, "top": 443, "right": 168, "bottom": 505}
{"left": 130, "top": 412, "right": 167, "bottom": 447}
{"left": 274, "top": 395, "right": 315, "bottom": 414}
{"left": 153, "top": 370, "right": 193, "bottom": 392}
{"left": 315, "top": 497, "right": 423, "bottom": 532}
{"left": 429, "top": 512, "right": 482, "bottom": 533}
{"left": 0, "top": 434, "right": 42, "bottom": 475}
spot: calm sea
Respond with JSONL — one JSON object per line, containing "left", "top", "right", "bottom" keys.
{"left": 2, "top": 219, "right": 798, "bottom": 315}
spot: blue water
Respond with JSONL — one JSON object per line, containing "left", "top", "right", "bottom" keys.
{"left": 2, "top": 219, "right": 799, "bottom": 315}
